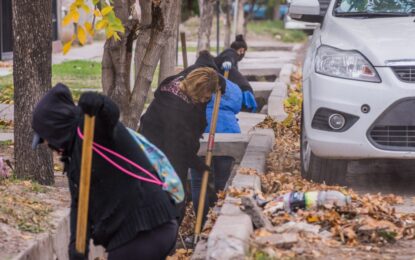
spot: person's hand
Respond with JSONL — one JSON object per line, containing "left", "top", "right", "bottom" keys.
{"left": 222, "top": 61, "right": 232, "bottom": 71}
{"left": 78, "top": 92, "right": 104, "bottom": 116}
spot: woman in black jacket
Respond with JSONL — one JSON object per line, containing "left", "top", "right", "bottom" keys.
{"left": 32, "top": 84, "right": 178, "bottom": 260}
{"left": 139, "top": 52, "right": 225, "bottom": 221}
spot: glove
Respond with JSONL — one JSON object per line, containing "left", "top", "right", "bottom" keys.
{"left": 78, "top": 92, "right": 105, "bottom": 116}
{"left": 222, "top": 61, "right": 232, "bottom": 71}
{"left": 242, "top": 91, "right": 258, "bottom": 112}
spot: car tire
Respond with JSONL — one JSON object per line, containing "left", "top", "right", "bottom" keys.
{"left": 300, "top": 108, "right": 348, "bottom": 186}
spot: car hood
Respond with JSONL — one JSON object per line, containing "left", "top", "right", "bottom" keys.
{"left": 321, "top": 16, "right": 415, "bottom": 66}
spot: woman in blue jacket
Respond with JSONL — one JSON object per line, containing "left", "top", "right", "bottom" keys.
{"left": 190, "top": 79, "right": 242, "bottom": 223}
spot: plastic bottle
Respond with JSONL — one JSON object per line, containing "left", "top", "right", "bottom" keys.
{"left": 281, "top": 190, "right": 351, "bottom": 212}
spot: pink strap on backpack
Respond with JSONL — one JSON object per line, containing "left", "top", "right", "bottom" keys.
{"left": 77, "top": 127, "right": 166, "bottom": 187}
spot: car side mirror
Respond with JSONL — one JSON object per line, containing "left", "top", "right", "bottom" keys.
{"left": 289, "top": 0, "right": 324, "bottom": 23}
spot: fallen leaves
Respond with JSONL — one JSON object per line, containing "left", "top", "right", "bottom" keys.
{"left": 250, "top": 69, "right": 415, "bottom": 258}
{"left": 0, "top": 179, "right": 54, "bottom": 233}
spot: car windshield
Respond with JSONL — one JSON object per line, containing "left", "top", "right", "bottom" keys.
{"left": 334, "top": 0, "right": 415, "bottom": 15}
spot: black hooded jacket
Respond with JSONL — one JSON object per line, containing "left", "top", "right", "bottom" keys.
{"left": 139, "top": 52, "right": 223, "bottom": 187}
{"left": 32, "top": 84, "right": 177, "bottom": 256}
{"left": 214, "top": 48, "right": 254, "bottom": 94}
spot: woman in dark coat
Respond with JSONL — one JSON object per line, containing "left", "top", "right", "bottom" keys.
{"left": 215, "top": 34, "right": 257, "bottom": 112}
{"left": 139, "top": 52, "right": 225, "bottom": 220}
{"left": 32, "top": 84, "right": 178, "bottom": 260}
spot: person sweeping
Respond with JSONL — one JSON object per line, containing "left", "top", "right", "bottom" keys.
{"left": 139, "top": 51, "right": 226, "bottom": 223}
{"left": 32, "top": 84, "right": 179, "bottom": 260}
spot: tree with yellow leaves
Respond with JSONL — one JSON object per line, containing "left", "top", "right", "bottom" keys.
{"left": 64, "top": 0, "right": 181, "bottom": 129}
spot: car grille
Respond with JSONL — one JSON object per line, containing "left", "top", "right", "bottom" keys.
{"left": 368, "top": 98, "right": 415, "bottom": 151}
{"left": 391, "top": 66, "right": 415, "bottom": 83}
{"left": 370, "top": 126, "right": 415, "bottom": 148}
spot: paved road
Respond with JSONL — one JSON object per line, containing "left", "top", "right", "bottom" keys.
{"left": 347, "top": 159, "right": 415, "bottom": 213}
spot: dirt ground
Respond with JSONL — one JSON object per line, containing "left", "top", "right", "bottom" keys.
{"left": 0, "top": 143, "right": 70, "bottom": 259}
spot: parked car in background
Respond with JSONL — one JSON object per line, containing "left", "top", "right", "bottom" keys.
{"left": 284, "top": 0, "right": 319, "bottom": 33}
{"left": 290, "top": 0, "right": 415, "bottom": 184}
{"left": 284, "top": 15, "right": 319, "bottom": 33}
{"left": 243, "top": 3, "right": 267, "bottom": 20}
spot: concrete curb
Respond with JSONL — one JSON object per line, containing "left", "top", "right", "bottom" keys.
{"left": 13, "top": 209, "right": 106, "bottom": 260}
{"left": 268, "top": 81, "right": 288, "bottom": 121}
{"left": 266, "top": 63, "right": 296, "bottom": 122}
{"left": 202, "top": 129, "right": 274, "bottom": 260}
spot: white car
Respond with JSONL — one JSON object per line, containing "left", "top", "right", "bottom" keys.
{"left": 284, "top": 15, "right": 319, "bottom": 32}
{"left": 289, "top": 0, "right": 415, "bottom": 185}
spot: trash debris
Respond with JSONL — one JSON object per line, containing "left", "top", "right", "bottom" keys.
{"left": 260, "top": 190, "right": 351, "bottom": 214}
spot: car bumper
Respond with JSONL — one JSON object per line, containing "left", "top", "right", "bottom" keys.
{"left": 304, "top": 67, "right": 415, "bottom": 159}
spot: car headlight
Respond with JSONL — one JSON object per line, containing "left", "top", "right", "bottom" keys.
{"left": 315, "top": 45, "right": 381, "bottom": 82}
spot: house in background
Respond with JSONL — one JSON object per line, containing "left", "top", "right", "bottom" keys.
{"left": 0, "top": 0, "right": 62, "bottom": 60}
{"left": 0, "top": 0, "right": 13, "bottom": 60}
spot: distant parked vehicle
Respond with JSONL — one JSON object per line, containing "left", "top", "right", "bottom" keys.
{"left": 284, "top": 15, "right": 319, "bottom": 33}
{"left": 243, "top": 3, "right": 267, "bottom": 20}
{"left": 290, "top": 0, "right": 415, "bottom": 185}
{"left": 284, "top": 0, "right": 319, "bottom": 32}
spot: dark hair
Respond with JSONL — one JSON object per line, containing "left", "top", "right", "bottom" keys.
{"left": 230, "top": 34, "right": 248, "bottom": 50}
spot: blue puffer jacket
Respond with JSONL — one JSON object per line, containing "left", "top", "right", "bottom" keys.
{"left": 205, "top": 79, "right": 242, "bottom": 133}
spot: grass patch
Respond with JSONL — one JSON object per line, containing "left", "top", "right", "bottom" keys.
{"left": 248, "top": 20, "right": 307, "bottom": 43}
{"left": 0, "top": 60, "right": 162, "bottom": 104}
{"left": 0, "top": 60, "right": 102, "bottom": 103}
{"left": 52, "top": 60, "right": 101, "bottom": 90}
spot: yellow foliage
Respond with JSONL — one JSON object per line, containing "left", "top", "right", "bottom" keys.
{"left": 62, "top": 1, "right": 125, "bottom": 54}
{"left": 96, "top": 19, "right": 108, "bottom": 30}
{"left": 62, "top": 14, "right": 72, "bottom": 26}
{"left": 93, "top": 9, "right": 102, "bottom": 17}
{"left": 101, "top": 6, "right": 113, "bottom": 16}
{"left": 85, "top": 22, "right": 94, "bottom": 36}
{"left": 77, "top": 25, "right": 87, "bottom": 45}
{"left": 71, "top": 9, "right": 80, "bottom": 23}
{"left": 113, "top": 33, "right": 121, "bottom": 41}
{"left": 105, "top": 28, "right": 114, "bottom": 39}
{"left": 63, "top": 40, "right": 73, "bottom": 55}
{"left": 81, "top": 4, "right": 90, "bottom": 13}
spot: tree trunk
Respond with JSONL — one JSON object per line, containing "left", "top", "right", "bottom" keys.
{"left": 198, "top": 0, "right": 204, "bottom": 16}
{"left": 243, "top": 0, "right": 257, "bottom": 36}
{"left": 223, "top": 0, "right": 232, "bottom": 48}
{"left": 197, "top": 0, "right": 216, "bottom": 53}
{"left": 12, "top": 0, "right": 54, "bottom": 184}
{"left": 101, "top": 0, "right": 137, "bottom": 123}
{"left": 127, "top": 0, "right": 179, "bottom": 129}
{"left": 236, "top": 0, "right": 245, "bottom": 35}
{"left": 158, "top": 0, "right": 181, "bottom": 83}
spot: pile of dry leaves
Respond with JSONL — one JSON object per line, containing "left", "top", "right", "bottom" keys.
{"left": 250, "top": 70, "right": 415, "bottom": 258}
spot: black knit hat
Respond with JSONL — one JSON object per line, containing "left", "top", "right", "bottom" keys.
{"left": 230, "top": 34, "right": 248, "bottom": 50}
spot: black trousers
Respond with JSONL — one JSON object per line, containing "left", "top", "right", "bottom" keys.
{"left": 107, "top": 220, "right": 178, "bottom": 260}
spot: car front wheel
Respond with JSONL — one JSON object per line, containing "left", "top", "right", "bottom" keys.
{"left": 300, "top": 109, "right": 348, "bottom": 186}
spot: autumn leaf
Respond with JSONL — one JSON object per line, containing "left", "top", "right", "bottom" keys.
{"left": 71, "top": 9, "right": 80, "bottom": 23}
{"left": 63, "top": 40, "right": 73, "bottom": 55}
{"left": 85, "top": 22, "right": 94, "bottom": 36}
{"left": 62, "top": 14, "right": 72, "bottom": 26}
{"left": 77, "top": 25, "right": 87, "bottom": 45}
{"left": 81, "top": 4, "right": 90, "bottom": 13}
{"left": 113, "top": 32, "right": 121, "bottom": 41}
{"left": 101, "top": 6, "right": 113, "bottom": 16}
{"left": 307, "top": 215, "right": 319, "bottom": 223}
{"left": 96, "top": 19, "right": 108, "bottom": 30}
{"left": 93, "top": 9, "right": 102, "bottom": 17}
